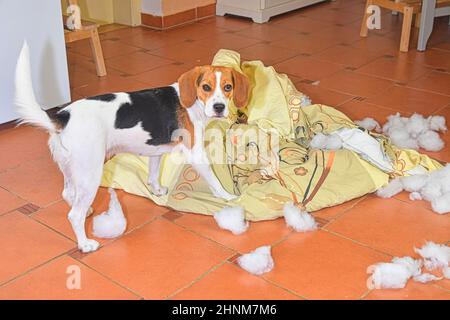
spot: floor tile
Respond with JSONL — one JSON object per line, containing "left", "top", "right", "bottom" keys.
{"left": 239, "top": 43, "right": 299, "bottom": 65}
{"left": 107, "top": 51, "right": 174, "bottom": 75}
{"left": 175, "top": 213, "right": 292, "bottom": 253}
{"left": 315, "top": 44, "right": 382, "bottom": 68}
{"left": 272, "top": 15, "right": 335, "bottom": 34}
{"left": 335, "top": 99, "right": 408, "bottom": 124}
{"left": 364, "top": 282, "right": 450, "bottom": 300}
{"left": 294, "top": 82, "right": 354, "bottom": 106}
{"left": 0, "top": 255, "right": 139, "bottom": 300}
{"left": 198, "top": 16, "right": 254, "bottom": 32}
{"left": 150, "top": 42, "right": 219, "bottom": 65}
{"left": 82, "top": 218, "right": 233, "bottom": 299}
{"left": 270, "top": 33, "right": 338, "bottom": 55}
{"left": 366, "top": 85, "right": 450, "bottom": 114}
{"left": 132, "top": 63, "right": 195, "bottom": 88}
{"left": 0, "top": 126, "right": 49, "bottom": 173}
{"left": 33, "top": 187, "right": 168, "bottom": 243}
{"left": 68, "top": 38, "right": 141, "bottom": 60}
{"left": 408, "top": 71, "right": 450, "bottom": 96}
{"left": 326, "top": 196, "right": 450, "bottom": 257}
{"left": 400, "top": 48, "right": 450, "bottom": 71}
{"left": 196, "top": 33, "right": 263, "bottom": 52}
{"left": 319, "top": 70, "right": 394, "bottom": 97}
{"left": 73, "top": 74, "right": 150, "bottom": 97}
{"left": 351, "top": 35, "right": 402, "bottom": 56}
{"left": 0, "top": 155, "right": 63, "bottom": 207}
{"left": 0, "top": 212, "right": 74, "bottom": 284}
{"left": 275, "top": 55, "right": 344, "bottom": 81}
{"left": 234, "top": 23, "right": 299, "bottom": 42}
{"left": 265, "top": 230, "right": 389, "bottom": 299}
{"left": 356, "top": 56, "right": 431, "bottom": 83}
{"left": 312, "top": 196, "right": 368, "bottom": 221}
{"left": 0, "top": 187, "right": 26, "bottom": 216}
{"left": 172, "top": 263, "right": 300, "bottom": 300}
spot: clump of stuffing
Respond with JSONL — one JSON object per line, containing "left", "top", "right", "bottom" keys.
{"left": 382, "top": 113, "right": 446, "bottom": 152}
{"left": 214, "top": 206, "right": 249, "bottom": 235}
{"left": 237, "top": 245, "right": 274, "bottom": 275}
{"left": 376, "top": 165, "right": 450, "bottom": 214}
{"left": 414, "top": 241, "right": 450, "bottom": 271}
{"left": 355, "top": 117, "right": 381, "bottom": 132}
{"left": 367, "top": 241, "right": 450, "bottom": 289}
{"left": 92, "top": 188, "right": 127, "bottom": 238}
{"left": 443, "top": 267, "right": 450, "bottom": 279}
{"left": 413, "top": 273, "right": 442, "bottom": 283}
{"left": 376, "top": 178, "right": 403, "bottom": 198}
{"left": 367, "top": 256, "right": 422, "bottom": 289}
{"left": 283, "top": 202, "right": 318, "bottom": 232}
{"left": 310, "top": 132, "right": 343, "bottom": 150}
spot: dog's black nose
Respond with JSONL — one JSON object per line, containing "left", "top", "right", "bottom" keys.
{"left": 213, "top": 103, "right": 225, "bottom": 113}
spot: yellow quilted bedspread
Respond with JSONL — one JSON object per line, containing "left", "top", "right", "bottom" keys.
{"left": 101, "top": 50, "right": 442, "bottom": 221}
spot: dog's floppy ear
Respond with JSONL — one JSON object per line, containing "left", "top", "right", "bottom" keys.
{"left": 178, "top": 66, "right": 203, "bottom": 108}
{"left": 232, "top": 70, "right": 250, "bottom": 109}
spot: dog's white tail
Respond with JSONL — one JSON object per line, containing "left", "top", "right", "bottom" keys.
{"left": 15, "top": 41, "right": 55, "bottom": 133}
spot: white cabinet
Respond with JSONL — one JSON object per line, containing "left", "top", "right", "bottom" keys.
{"left": 216, "top": 0, "right": 326, "bottom": 23}
{"left": 0, "top": 0, "right": 70, "bottom": 124}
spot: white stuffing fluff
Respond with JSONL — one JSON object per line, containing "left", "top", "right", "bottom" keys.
{"left": 214, "top": 206, "right": 249, "bottom": 235}
{"left": 413, "top": 273, "right": 442, "bottom": 283}
{"left": 92, "top": 188, "right": 127, "bottom": 239}
{"left": 310, "top": 132, "right": 343, "bottom": 150}
{"left": 443, "top": 267, "right": 450, "bottom": 279}
{"left": 376, "top": 178, "right": 404, "bottom": 198}
{"left": 367, "top": 256, "right": 422, "bottom": 289}
{"left": 414, "top": 241, "right": 450, "bottom": 271}
{"left": 283, "top": 201, "right": 318, "bottom": 232}
{"left": 355, "top": 117, "right": 381, "bottom": 132}
{"left": 382, "top": 113, "right": 446, "bottom": 152}
{"left": 368, "top": 242, "right": 450, "bottom": 289}
{"left": 376, "top": 165, "right": 450, "bottom": 214}
{"left": 237, "top": 245, "right": 274, "bottom": 275}
{"left": 409, "top": 192, "right": 422, "bottom": 201}
{"left": 428, "top": 115, "right": 447, "bottom": 132}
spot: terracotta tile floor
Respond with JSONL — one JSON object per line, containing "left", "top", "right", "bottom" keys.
{"left": 1, "top": 0, "right": 450, "bottom": 299}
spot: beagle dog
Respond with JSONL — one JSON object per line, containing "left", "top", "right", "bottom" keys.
{"left": 15, "top": 44, "right": 250, "bottom": 252}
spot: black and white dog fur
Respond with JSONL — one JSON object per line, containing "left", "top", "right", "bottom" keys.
{"left": 15, "top": 43, "right": 250, "bottom": 252}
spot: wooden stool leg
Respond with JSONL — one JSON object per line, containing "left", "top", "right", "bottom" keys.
{"left": 400, "top": 6, "right": 414, "bottom": 52}
{"left": 89, "top": 28, "right": 107, "bottom": 77}
{"left": 360, "top": 0, "right": 373, "bottom": 37}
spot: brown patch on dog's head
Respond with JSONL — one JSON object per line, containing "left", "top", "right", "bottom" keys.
{"left": 178, "top": 66, "right": 250, "bottom": 109}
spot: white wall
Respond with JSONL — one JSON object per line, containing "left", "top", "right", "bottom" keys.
{"left": 141, "top": 0, "right": 162, "bottom": 15}
{"left": 0, "top": 0, "right": 71, "bottom": 124}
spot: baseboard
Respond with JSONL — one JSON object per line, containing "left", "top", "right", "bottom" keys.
{"left": 141, "top": 3, "right": 216, "bottom": 30}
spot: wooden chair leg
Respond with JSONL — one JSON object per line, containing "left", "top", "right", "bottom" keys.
{"left": 89, "top": 28, "right": 107, "bottom": 77}
{"left": 360, "top": 0, "right": 373, "bottom": 37}
{"left": 414, "top": 12, "right": 421, "bottom": 28}
{"left": 400, "top": 6, "right": 414, "bottom": 52}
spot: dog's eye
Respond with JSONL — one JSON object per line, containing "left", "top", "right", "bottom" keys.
{"left": 202, "top": 84, "right": 211, "bottom": 92}
{"left": 224, "top": 84, "right": 233, "bottom": 92}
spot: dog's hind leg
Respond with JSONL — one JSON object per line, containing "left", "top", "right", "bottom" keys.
{"left": 147, "top": 155, "right": 168, "bottom": 196}
{"left": 67, "top": 149, "right": 105, "bottom": 253}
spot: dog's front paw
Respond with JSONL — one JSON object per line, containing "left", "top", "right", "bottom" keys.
{"left": 78, "top": 239, "right": 100, "bottom": 253}
{"left": 149, "top": 182, "right": 168, "bottom": 196}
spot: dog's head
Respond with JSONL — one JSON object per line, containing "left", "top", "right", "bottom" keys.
{"left": 178, "top": 66, "right": 250, "bottom": 118}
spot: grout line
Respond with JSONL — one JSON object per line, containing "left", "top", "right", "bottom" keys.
{"left": 164, "top": 259, "right": 231, "bottom": 300}
{"left": 74, "top": 256, "right": 145, "bottom": 300}
{"left": 321, "top": 228, "right": 395, "bottom": 259}
{"left": 359, "top": 289, "right": 372, "bottom": 300}
{"left": 0, "top": 249, "right": 73, "bottom": 288}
